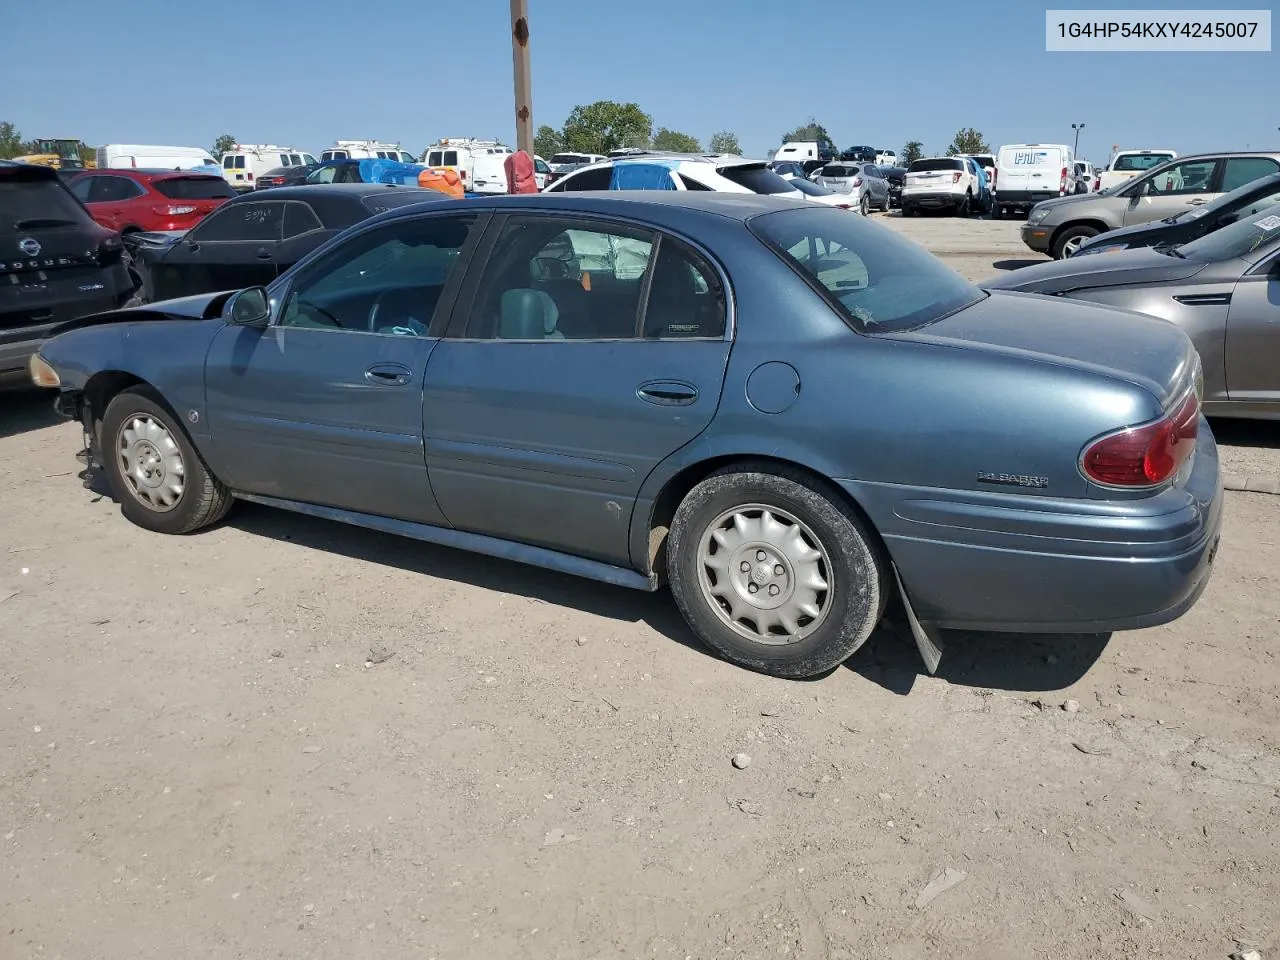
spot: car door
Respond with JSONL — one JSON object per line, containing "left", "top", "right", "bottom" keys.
{"left": 77, "top": 174, "right": 143, "bottom": 231}
{"left": 422, "top": 213, "right": 732, "bottom": 566}
{"left": 1123, "top": 158, "right": 1222, "bottom": 225}
{"left": 160, "top": 199, "right": 288, "bottom": 298}
{"left": 1224, "top": 238, "right": 1280, "bottom": 406}
{"left": 203, "top": 211, "right": 484, "bottom": 521}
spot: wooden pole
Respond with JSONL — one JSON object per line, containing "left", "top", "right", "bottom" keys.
{"left": 510, "top": 0, "right": 533, "bottom": 155}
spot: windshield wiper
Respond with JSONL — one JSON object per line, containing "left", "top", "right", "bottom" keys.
{"left": 1160, "top": 243, "right": 1186, "bottom": 258}
{"left": 13, "top": 217, "right": 78, "bottom": 228}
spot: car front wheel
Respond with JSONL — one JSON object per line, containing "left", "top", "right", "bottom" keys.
{"left": 101, "top": 386, "right": 233, "bottom": 535}
{"left": 1052, "top": 224, "right": 1100, "bottom": 259}
{"left": 667, "top": 464, "right": 886, "bottom": 679}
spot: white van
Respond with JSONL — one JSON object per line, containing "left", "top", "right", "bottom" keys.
{"left": 546, "top": 151, "right": 606, "bottom": 172}
{"left": 774, "top": 139, "right": 838, "bottom": 173}
{"left": 422, "top": 139, "right": 514, "bottom": 192}
{"left": 320, "top": 140, "right": 415, "bottom": 163}
{"left": 219, "top": 144, "right": 318, "bottom": 193}
{"left": 96, "top": 144, "right": 220, "bottom": 173}
{"left": 993, "top": 143, "right": 1075, "bottom": 218}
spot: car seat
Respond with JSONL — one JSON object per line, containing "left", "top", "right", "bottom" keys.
{"left": 499, "top": 288, "right": 565, "bottom": 339}
{"left": 643, "top": 247, "right": 707, "bottom": 337}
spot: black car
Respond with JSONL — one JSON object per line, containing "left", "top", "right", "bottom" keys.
{"left": 841, "top": 146, "right": 877, "bottom": 163}
{"left": 254, "top": 163, "right": 319, "bottom": 190}
{"left": 1073, "top": 171, "right": 1280, "bottom": 258}
{"left": 1, "top": 161, "right": 134, "bottom": 384}
{"left": 126, "top": 184, "right": 443, "bottom": 304}
{"left": 879, "top": 166, "right": 907, "bottom": 208}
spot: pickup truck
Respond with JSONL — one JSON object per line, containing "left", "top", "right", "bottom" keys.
{"left": 1097, "top": 149, "right": 1177, "bottom": 192}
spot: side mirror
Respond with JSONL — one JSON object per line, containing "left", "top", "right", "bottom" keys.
{"left": 228, "top": 286, "right": 270, "bottom": 327}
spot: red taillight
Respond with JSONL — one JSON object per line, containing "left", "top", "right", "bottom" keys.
{"left": 1093, "top": 177, "right": 1100, "bottom": 191}
{"left": 271, "top": 176, "right": 287, "bottom": 185}
{"left": 1081, "top": 393, "right": 1199, "bottom": 487}
{"left": 152, "top": 204, "right": 197, "bottom": 216}
{"left": 952, "top": 171, "right": 963, "bottom": 183}
{"left": 852, "top": 177, "right": 862, "bottom": 186}
{"left": 990, "top": 169, "right": 997, "bottom": 187}
{"left": 246, "top": 171, "right": 254, "bottom": 180}
{"left": 835, "top": 203, "right": 851, "bottom": 209}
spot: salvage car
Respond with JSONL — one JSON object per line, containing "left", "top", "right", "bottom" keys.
{"left": 1021, "top": 151, "right": 1280, "bottom": 258}
{"left": 125, "top": 184, "right": 442, "bottom": 303}
{"left": 1072, "top": 172, "right": 1280, "bottom": 257}
{"left": 66, "top": 168, "right": 235, "bottom": 234}
{"left": 985, "top": 202, "right": 1280, "bottom": 420}
{"left": 0, "top": 161, "right": 134, "bottom": 384}
{"left": 31, "top": 193, "right": 1222, "bottom": 679}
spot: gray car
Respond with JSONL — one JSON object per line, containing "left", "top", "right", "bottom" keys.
{"left": 988, "top": 202, "right": 1280, "bottom": 420}
{"left": 30, "top": 193, "right": 1222, "bottom": 679}
{"left": 1022, "top": 152, "right": 1280, "bottom": 259}
{"left": 813, "top": 162, "right": 891, "bottom": 215}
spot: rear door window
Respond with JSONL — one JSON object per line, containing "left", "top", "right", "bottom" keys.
{"left": 89, "top": 176, "right": 143, "bottom": 203}
{"left": 443, "top": 150, "right": 458, "bottom": 166}
{"left": 282, "top": 202, "right": 324, "bottom": 238}
{"left": 222, "top": 155, "right": 235, "bottom": 169}
{"left": 1221, "top": 157, "right": 1280, "bottom": 192}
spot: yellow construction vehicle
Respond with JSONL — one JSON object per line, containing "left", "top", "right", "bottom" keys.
{"left": 13, "top": 138, "right": 95, "bottom": 170}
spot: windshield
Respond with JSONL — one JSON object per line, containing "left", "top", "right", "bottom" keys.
{"left": 789, "top": 178, "right": 833, "bottom": 196}
{"left": 1113, "top": 152, "right": 1175, "bottom": 172}
{"left": 750, "top": 206, "right": 983, "bottom": 334}
{"left": 718, "top": 165, "right": 798, "bottom": 195}
{"left": 1178, "top": 203, "right": 1280, "bottom": 263}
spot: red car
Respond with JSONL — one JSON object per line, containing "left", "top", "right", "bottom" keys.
{"left": 66, "top": 168, "right": 235, "bottom": 235}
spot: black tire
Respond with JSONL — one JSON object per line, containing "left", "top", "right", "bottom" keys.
{"left": 1051, "top": 224, "right": 1100, "bottom": 259}
{"left": 880, "top": 190, "right": 891, "bottom": 212}
{"left": 667, "top": 463, "right": 887, "bottom": 679}
{"left": 100, "top": 386, "right": 233, "bottom": 535}
{"left": 859, "top": 192, "right": 870, "bottom": 216}
{"left": 955, "top": 192, "right": 971, "bottom": 217}
{"left": 992, "top": 205, "right": 1003, "bottom": 220}
{"left": 902, "top": 204, "right": 915, "bottom": 218}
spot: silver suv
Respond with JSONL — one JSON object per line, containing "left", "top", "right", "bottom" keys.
{"left": 1020, "top": 151, "right": 1280, "bottom": 258}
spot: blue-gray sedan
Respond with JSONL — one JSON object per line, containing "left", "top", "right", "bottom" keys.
{"left": 30, "top": 192, "right": 1224, "bottom": 678}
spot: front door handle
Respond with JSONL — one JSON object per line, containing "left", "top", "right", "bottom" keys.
{"left": 1186, "top": 198, "right": 1207, "bottom": 205}
{"left": 256, "top": 250, "right": 273, "bottom": 260}
{"left": 637, "top": 380, "right": 698, "bottom": 406}
{"left": 365, "top": 363, "right": 413, "bottom": 386}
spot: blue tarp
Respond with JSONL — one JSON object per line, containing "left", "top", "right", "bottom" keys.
{"left": 358, "top": 158, "right": 427, "bottom": 185}
{"left": 610, "top": 161, "right": 678, "bottom": 190}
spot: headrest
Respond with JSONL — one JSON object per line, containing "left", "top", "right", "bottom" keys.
{"left": 499, "top": 288, "right": 560, "bottom": 339}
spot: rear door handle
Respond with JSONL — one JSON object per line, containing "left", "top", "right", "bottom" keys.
{"left": 256, "top": 250, "right": 273, "bottom": 260}
{"left": 637, "top": 380, "right": 698, "bottom": 406}
{"left": 365, "top": 362, "right": 413, "bottom": 386}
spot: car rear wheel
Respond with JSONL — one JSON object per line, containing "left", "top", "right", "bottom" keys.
{"left": 955, "top": 193, "right": 971, "bottom": 217}
{"left": 1052, "top": 224, "right": 1100, "bottom": 259}
{"left": 101, "top": 386, "right": 233, "bottom": 535}
{"left": 667, "top": 464, "right": 886, "bottom": 679}
{"left": 859, "top": 193, "right": 870, "bottom": 216}
{"left": 880, "top": 190, "right": 891, "bottom": 212}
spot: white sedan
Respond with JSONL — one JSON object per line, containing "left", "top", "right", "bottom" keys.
{"left": 779, "top": 172, "right": 860, "bottom": 211}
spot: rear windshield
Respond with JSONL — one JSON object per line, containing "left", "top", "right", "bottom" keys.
{"left": 0, "top": 175, "right": 90, "bottom": 228}
{"left": 969, "top": 155, "right": 995, "bottom": 167}
{"left": 154, "top": 176, "right": 236, "bottom": 200}
{"left": 550, "top": 153, "right": 585, "bottom": 164}
{"left": 1113, "top": 152, "right": 1174, "bottom": 172}
{"left": 750, "top": 206, "right": 982, "bottom": 334}
{"left": 717, "top": 165, "right": 797, "bottom": 195}
{"left": 819, "top": 165, "right": 855, "bottom": 178}
{"left": 1178, "top": 202, "right": 1280, "bottom": 264}
{"left": 910, "top": 158, "right": 963, "bottom": 172}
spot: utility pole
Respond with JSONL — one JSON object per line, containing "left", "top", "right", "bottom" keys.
{"left": 1071, "top": 122, "right": 1086, "bottom": 156}
{"left": 510, "top": 0, "right": 533, "bottom": 155}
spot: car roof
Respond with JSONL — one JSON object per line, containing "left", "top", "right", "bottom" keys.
{"left": 375, "top": 191, "right": 804, "bottom": 225}
{"left": 85, "top": 168, "right": 223, "bottom": 180}
{"left": 227, "top": 183, "right": 438, "bottom": 202}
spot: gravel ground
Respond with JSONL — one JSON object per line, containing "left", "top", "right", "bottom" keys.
{"left": 2, "top": 213, "right": 1277, "bottom": 960}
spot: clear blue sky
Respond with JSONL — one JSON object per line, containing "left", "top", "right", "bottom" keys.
{"left": 1, "top": 0, "right": 1274, "bottom": 163}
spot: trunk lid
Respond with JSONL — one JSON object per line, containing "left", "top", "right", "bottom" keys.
{"left": 887, "top": 290, "right": 1198, "bottom": 409}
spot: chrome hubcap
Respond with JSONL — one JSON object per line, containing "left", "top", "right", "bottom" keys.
{"left": 117, "top": 414, "right": 185, "bottom": 511}
{"left": 697, "top": 504, "right": 833, "bottom": 644}
{"left": 1063, "top": 236, "right": 1084, "bottom": 255}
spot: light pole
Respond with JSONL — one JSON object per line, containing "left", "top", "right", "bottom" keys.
{"left": 510, "top": 0, "right": 533, "bottom": 155}
{"left": 1071, "top": 122, "right": 1086, "bottom": 156}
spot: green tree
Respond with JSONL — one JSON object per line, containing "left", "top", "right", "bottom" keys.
{"left": 780, "top": 118, "right": 833, "bottom": 145}
{"left": 708, "top": 130, "right": 741, "bottom": 155}
{"left": 561, "top": 101, "right": 652, "bottom": 154}
{"left": 945, "top": 128, "right": 991, "bottom": 156}
{"left": 0, "top": 121, "right": 24, "bottom": 159}
{"left": 652, "top": 127, "right": 701, "bottom": 153}
{"left": 533, "top": 124, "right": 563, "bottom": 159}
{"left": 210, "top": 134, "right": 237, "bottom": 159}
{"left": 901, "top": 140, "right": 924, "bottom": 164}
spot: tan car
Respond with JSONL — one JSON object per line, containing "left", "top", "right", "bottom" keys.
{"left": 1021, "top": 151, "right": 1280, "bottom": 258}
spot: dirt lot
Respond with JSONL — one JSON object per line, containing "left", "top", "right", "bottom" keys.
{"left": 3, "top": 214, "right": 1278, "bottom": 960}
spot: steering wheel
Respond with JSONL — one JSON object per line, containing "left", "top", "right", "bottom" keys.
{"left": 368, "top": 289, "right": 428, "bottom": 335}
{"left": 295, "top": 299, "right": 343, "bottom": 327}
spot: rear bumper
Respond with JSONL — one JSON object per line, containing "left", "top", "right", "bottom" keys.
{"left": 996, "top": 190, "right": 1059, "bottom": 207}
{"left": 901, "top": 190, "right": 965, "bottom": 207}
{"left": 0, "top": 264, "right": 132, "bottom": 377}
{"left": 839, "top": 418, "right": 1224, "bottom": 633}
